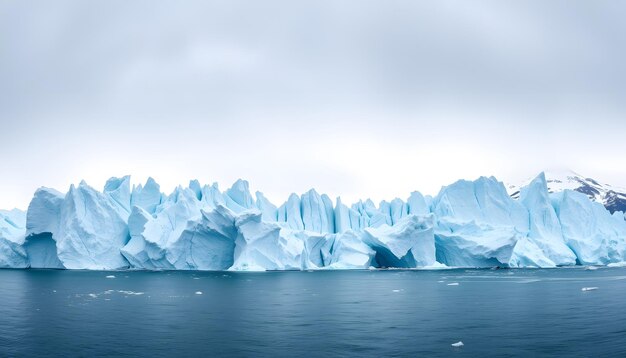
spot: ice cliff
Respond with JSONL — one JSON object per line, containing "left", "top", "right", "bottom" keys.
{"left": 2, "top": 172, "right": 626, "bottom": 270}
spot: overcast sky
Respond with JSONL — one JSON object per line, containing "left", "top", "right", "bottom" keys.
{"left": 1, "top": 0, "right": 625, "bottom": 209}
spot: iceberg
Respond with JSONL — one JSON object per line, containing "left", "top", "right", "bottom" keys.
{"left": 300, "top": 189, "right": 335, "bottom": 234}
{"left": 122, "top": 186, "right": 205, "bottom": 269}
{"left": 510, "top": 173, "right": 577, "bottom": 267}
{"left": 23, "top": 233, "right": 64, "bottom": 269}
{"left": 1, "top": 208, "right": 26, "bottom": 244}
{"left": 231, "top": 211, "right": 303, "bottom": 271}
{"left": 23, "top": 188, "right": 66, "bottom": 268}
{"left": 26, "top": 182, "right": 130, "bottom": 270}
{"left": 0, "top": 209, "right": 28, "bottom": 268}
{"left": 363, "top": 214, "right": 436, "bottom": 268}
{"left": 325, "top": 231, "right": 375, "bottom": 269}
{"left": 130, "top": 177, "right": 163, "bottom": 214}
{"left": 169, "top": 206, "right": 238, "bottom": 270}
{"left": 2, "top": 171, "right": 626, "bottom": 270}
{"left": 552, "top": 189, "right": 626, "bottom": 265}
{"left": 432, "top": 177, "right": 529, "bottom": 267}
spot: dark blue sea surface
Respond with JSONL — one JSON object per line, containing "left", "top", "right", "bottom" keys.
{"left": 0, "top": 268, "right": 624, "bottom": 357}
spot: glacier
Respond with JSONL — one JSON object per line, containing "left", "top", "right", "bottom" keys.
{"left": 0, "top": 208, "right": 28, "bottom": 268}
{"left": 1, "top": 172, "right": 626, "bottom": 270}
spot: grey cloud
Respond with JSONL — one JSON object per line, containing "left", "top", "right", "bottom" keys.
{"left": 1, "top": 0, "right": 625, "bottom": 208}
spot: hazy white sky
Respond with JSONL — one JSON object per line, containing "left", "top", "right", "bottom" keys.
{"left": 1, "top": 0, "right": 625, "bottom": 209}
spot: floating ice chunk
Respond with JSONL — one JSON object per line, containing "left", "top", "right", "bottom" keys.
{"left": 419, "top": 262, "right": 450, "bottom": 270}
{"left": 581, "top": 287, "right": 598, "bottom": 291}
{"left": 105, "top": 275, "right": 116, "bottom": 279}
{"left": 607, "top": 262, "right": 626, "bottom": 267}
{"left": 451, "top": 341, "right": 464, "bottom": 347}
{"left": 447, "top": 282, "right": 459, "bottom": 286}
{"left": 118, "top": 290, "right": 144, "bottom": 295}
{"left": 195, "top": 291, "right": 203, "bottom": 295}
{"left": 88, "top": 293, "right": 97, "bottom": 298}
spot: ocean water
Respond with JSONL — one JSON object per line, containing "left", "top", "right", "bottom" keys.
{"left": 0, "top": 268, "right": 624, "bottom": 357}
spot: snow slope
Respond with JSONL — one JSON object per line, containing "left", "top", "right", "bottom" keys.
{"left": 508, "top": 170, "right": 626, "bottom": 214}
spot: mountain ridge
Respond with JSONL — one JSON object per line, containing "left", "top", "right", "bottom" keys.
{"left": 507, "top": 170, "right": 626, "bottom": 214}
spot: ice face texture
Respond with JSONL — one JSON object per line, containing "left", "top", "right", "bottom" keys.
{"left": 8, "top": 172, "right": 626, "bottom": 270}
{"left": 509, "top": 173, "right": 577, "bottom": 267}
{"left": 1, "top": 208, "right": 26, "bottom": 244}
{"left": 363, "top": 215, "right": 436, "bottom": 268}
{"left": 551, "top": 190, "right": 626, "bottom": 265}
{"left": 431, "top": 177, "right": 529, "bottom": 267}
{"left": 0, "top": 209, "right": 28, "bottom": 268}
{"left": 51, "top": 182, "right": 130, "bottom": 269}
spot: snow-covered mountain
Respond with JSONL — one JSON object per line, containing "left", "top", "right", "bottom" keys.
{"left": 507, "top": 170, "right": 626, "bottom": 214}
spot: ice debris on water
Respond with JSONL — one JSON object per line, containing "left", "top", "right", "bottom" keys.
{"left": 195, "top": 291, "right": 203, "bottom": 295}
{"left": 607, "top": 262, "right": 626, "bottom": 267}
{"left": 118, "top": 290, "right": 144, "bottom": 295}
{"left": 105, "top": 275, "right": 116, "bottom": 278}
{"left": 581, "top": 287, "right": 598, "bottom": 291}
{"left": 447, "top": 282, "right": 459, "bottom": 286}
{"left": 451, "top": 341, "right": 464, "bottom": 347}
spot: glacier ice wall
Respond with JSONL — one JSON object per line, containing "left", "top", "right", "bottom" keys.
{"left": 431, "top": 177, "right": 529, "bottom": 267}
{"left": 509, "top": 173, "right": 577, "bottom": 267}
{"left": 3, "top": 172, "right": 626, "bottom": 270}
{"left": 0, "top": 209, "right": 28, "bottom": 268}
